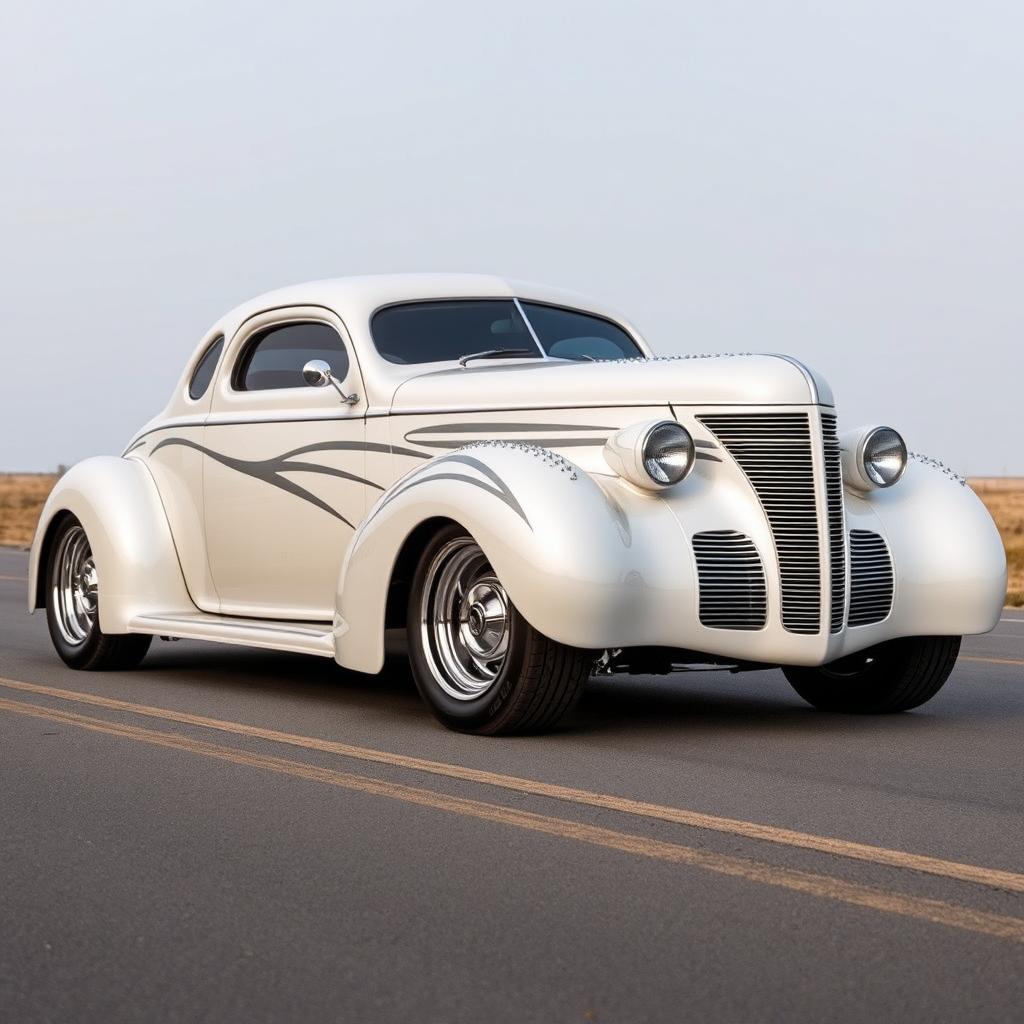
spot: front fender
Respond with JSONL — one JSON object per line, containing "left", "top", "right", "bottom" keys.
{"left": 334, "top": 443, "right": 693, "bottom": 674}
{"left": 29, "top": 457, "right": 195, "bottom": 632}
{"left": 837, "top": 457, "right": 1006, "bottom": 652}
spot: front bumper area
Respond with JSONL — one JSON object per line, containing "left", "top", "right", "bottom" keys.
{"left": 590, "top": 405, "right": 1005, "bottom": 668}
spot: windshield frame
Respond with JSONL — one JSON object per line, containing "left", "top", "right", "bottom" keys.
{"left": 369, "top": 296, "right": 643, "bottom": 366}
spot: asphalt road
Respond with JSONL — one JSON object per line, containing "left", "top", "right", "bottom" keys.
{"left": 1, "top": 547, "right": 1022, "bottom": 1023}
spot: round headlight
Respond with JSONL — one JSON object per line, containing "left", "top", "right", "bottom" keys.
{"left": 861, "top": 426, "right": 907, "bottom": 487}
{"left": 603, "top": 419, "right": 696, "bottom": 491}
{"left": 642, "top": 422, "right": 695, "bottom": 486}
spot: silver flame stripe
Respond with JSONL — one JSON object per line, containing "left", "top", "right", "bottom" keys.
{"left": 150, "top": 438, "right": 390, "bottom": 526}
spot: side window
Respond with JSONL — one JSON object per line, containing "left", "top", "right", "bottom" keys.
{"left": 188, "top": 336, "right": 224, "bottom": 400}
{"left": 234, "top": 322, "right": 350, "bottom": 392}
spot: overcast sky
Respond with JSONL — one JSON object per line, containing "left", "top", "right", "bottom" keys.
{"left": 1, "top": 1, "right": 1021, "bottom": 473}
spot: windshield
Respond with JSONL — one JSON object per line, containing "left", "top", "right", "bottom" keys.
{"left": 371, "top": 299, "right": 642, "bottom": 365}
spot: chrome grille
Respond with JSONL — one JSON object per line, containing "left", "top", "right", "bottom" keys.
{"left": 821, "top": 413, "right": 846, "bottom": 632}
{"left": 692, "top": 531, "right": 767, "bottom": 630}
{"left": 699, "top": 413, "right": 821, "bottom": 634}
{"left": 848, "top": 530, "right": 894, "bottom": 626}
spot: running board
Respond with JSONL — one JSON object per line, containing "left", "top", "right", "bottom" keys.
{"left": 128, "top": 613, "right": 336, "bottom": 658}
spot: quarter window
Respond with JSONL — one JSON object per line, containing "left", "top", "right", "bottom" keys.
{"left": 188, "top": 336, "right": 224, "bottom": 400}
{"left": 235, "top": 322, "right": 350, "bottom": 392}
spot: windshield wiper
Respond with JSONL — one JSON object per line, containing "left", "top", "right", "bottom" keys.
{"left": 458, "top": 348, "right": 538, "bottom": 368}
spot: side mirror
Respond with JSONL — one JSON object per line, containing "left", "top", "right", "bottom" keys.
{"left": 301, "top": 359, "right": 359, "bottom": 406}
{"left": 302, "top": 359, "right": 333, "bottom": 388}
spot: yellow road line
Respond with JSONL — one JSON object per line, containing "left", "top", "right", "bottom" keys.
{"left": 0, "top": 574, "right": 25, "bottom": 581}
{"left": 1, "top": 695, "right": 1022, "bottom": 945}
{"left": 962, "top": 656, "right": 1024, "bottom": 667}
{"left": 1, "top": 676, "right": 1022, "bottom": 895}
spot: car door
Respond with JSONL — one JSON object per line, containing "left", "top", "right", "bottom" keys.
{"left": 202, "top": 306, "right": 369, "bottom": 620}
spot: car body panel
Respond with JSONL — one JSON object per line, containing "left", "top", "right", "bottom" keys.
{"left": 389, "top": 354, "right": 826, "bottom": 413}
{"left": 28, "top": 274, "right": 1006, "bottom": 673}
{"left": 29, "top": 457, "right": 195, "bottom": 629}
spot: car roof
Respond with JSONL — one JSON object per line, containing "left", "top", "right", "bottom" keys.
{"left": 136, "top": 273, "right": 648, "bottom": 422}
{"left": 213, "top": 273, "right": 626, "bottom": 330}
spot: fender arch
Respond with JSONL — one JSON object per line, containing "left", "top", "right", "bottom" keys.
{"left": 334, "top": 443, "right": 693, "bottom": 674}
{"left": 28, "top": 457, "right": 196, "bottom": 632}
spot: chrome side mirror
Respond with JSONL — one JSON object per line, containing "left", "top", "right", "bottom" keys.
{"left": 301, "top": 359, "right": 359, "bottom": 406}
{"left": 302, "top": 358, "right": 333, "bottom": 388}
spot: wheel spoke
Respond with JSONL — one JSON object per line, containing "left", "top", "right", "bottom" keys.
{"left": 420, "top": 539, "right": 511, "bottom": 701}
{"left": 52, "top": 525, "right": 97, "bottom": 646}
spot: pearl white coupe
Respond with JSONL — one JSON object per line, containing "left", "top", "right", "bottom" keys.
{"left": 30, "top": 275, "right": 1007, "bottom": 733}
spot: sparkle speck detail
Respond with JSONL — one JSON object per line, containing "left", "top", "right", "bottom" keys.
{"left": 910, "top": 453, "right": 966, "bottom": 486}
{"left": 459, "top": 441, "right": 579, "bottom": 481}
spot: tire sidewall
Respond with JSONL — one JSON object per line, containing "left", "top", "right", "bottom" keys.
{"left": 407, "top": 525, "right": 531, "bottom": 732}
{"left": 45, "top": 515, "right": 104, "bottom": 669}
{"left": 785, "top": 636, "right": 960, "bottom": 713}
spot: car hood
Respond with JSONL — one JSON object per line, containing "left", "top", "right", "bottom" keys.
{"left": 389, "top": 354, "right": 832, "bottom": 411}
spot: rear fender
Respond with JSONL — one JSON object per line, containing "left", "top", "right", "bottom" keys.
{"left": 28, "top": 457, "right": 196, "bottom": 632}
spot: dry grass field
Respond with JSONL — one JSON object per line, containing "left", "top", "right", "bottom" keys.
{"left": 970, "top": 478, "right": 1024, "bottom": 607}
{"left": 1, "top": 473, "right": 1022, "bottom": 605}
{"left": 0, "top": 474, "right": 58, "bottom": 547}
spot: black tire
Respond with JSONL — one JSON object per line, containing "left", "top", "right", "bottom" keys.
{"left": 45, "top": 515, "right": 152, "bottom": 671}
{"left": 783, "top": 635, "right": 961, "bottom": 714}
{"left": 407, "top": 525, "right": 593, "bottom": 735}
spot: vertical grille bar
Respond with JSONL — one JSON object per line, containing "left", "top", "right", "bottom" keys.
{"left": 698, "top": 413, "right": 821, "bottom": 634}
{"left": 821, "top": 413, "right": 846, "bottom": 632}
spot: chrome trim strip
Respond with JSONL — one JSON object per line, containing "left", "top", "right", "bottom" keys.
{"left": 138, "top": 615, "right": 332, "bottom": 637}
{"left": 764, "top": 353, "right": 820, "bottom": 405}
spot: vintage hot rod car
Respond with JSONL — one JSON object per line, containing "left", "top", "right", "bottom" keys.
{"left": 30, "top": 275, "right": 1006, "bottom": 733}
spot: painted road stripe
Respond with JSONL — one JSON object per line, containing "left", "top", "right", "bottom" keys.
{"left": 1, "top": 675, "right": 1022, "bottom": 895}
{"left": 0, "top": 695, "right": 1022, "bottom": 945}
{"left": 961, "top": 656, "right": 1024, "bottom": 667}
{"left": 0, "top": 574, "right": 25, "bottom": 581}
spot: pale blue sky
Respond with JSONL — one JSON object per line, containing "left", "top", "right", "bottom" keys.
{"left": 1, "top": 1, "right": 1021, "bottom": 472}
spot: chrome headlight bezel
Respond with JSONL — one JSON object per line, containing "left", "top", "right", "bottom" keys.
{"left": 603, "top": 419, "right": 695, "bottom": 491}
{"left": 842, "top": 425, "right": 908, "bottom": 491}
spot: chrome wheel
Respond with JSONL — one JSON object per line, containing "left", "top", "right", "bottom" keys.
{"left": 420, "top": 537, "right": 511, "bottom": 700}
{"left": 52, "top": 524, "right": 98, "bottom": 646}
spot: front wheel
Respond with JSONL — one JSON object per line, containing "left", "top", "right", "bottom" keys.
{"left": 45, "top": 516, "right": 152, "bottom": 671}
{"left": 407, "top": 526, "right": 593, "bottom": 734}
{"left": 783, "top": 636, "right": 961, "bottom": 714}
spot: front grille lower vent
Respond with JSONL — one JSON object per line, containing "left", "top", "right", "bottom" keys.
{"left": 699, "top": 413, "right": 821, "bottom": 634}
{"left": 848, "top": 530, "right": 894, "bottom": 626}
{"left": 821, "top": 413, "right": 847, "bottom": 632}
{"left": 693, "top": 531, "right": 767, "bottom": 630}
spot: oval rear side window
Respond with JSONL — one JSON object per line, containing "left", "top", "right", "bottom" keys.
{"left": 188, "top": 336, "right": 224, "bottom": 400}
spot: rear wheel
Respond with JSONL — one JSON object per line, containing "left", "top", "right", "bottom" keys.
{"left": 45, "top": 516, "right": 151, "bottom": 671}
{"left": 784, "top": 636, "right": 961, "bottom": 713}
{"left": 407, "top": 525, "right": 592, "bottom": 734}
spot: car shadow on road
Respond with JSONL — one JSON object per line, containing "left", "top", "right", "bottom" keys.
{"left": 137, "top": 639, "right": 424, "bottom": 714}
{"left": 130, "top": 641, "right": 977, "bottom": 742}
